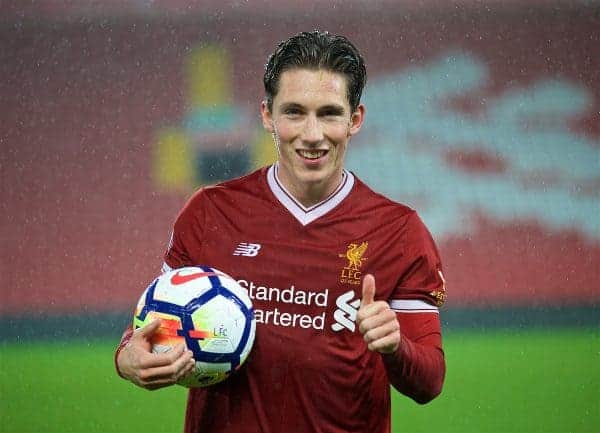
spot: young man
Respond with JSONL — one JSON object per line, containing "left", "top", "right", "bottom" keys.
{"left": 116, "top": 30, "right": 446, "bottom": 432}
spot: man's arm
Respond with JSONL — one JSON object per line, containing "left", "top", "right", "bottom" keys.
{"left": 381, "top": 313, "right": 445, "bottom": 403}
{"left": 356, "top": 274, "right": 445, "bottom": 404}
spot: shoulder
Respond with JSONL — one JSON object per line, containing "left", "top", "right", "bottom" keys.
{"left": 173, "top": 167, "right": 269, "bottom": 229}
{"left": 185, "top": 166, "right": 269, "bottom": 208}
{"left": 349, "top": 173, "right": 437, "bottom": 251}
{"left": 350, "top": 173, "right": 419, "bottom": 224}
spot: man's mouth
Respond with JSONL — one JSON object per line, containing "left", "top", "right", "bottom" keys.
{"left": 297, "top": 149, "right": 328, "bottom": 160}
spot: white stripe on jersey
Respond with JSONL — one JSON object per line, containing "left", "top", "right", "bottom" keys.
{"left": 162, "top": 262, "right": 173, "bottom": 273}
{"left": 389, "top": 299, "right": 439, "bottom": 314}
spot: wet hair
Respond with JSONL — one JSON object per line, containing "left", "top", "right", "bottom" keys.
{"left": 263, "top": 30, "right": 367, "bottom": 113}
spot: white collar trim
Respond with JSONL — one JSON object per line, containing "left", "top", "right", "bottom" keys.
{"left": 266, "top": 163, "right": 355, "bottom": 226}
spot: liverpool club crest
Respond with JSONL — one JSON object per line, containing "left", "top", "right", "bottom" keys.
{"left": 339, "top": 241, "right": 368, "bottom": 285}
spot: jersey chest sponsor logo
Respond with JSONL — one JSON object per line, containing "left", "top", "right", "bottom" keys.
{"left": 338, "top": 241, "right": 368, "bottom": 285}
{"left": 238, "top": 279, "right": 361, "bottom": 334}
{"left": 331, "top": 290, "right": 361, "bottom": 332}
{"left": 233, "top": 242, "right": 262, "bottom": 257}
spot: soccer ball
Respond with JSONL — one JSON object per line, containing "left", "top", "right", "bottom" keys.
{"left": 133, "top": 266, "right": 256, "bottom": 387}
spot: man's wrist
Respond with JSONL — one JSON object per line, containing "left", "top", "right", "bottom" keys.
{"left": 114, "top": 331, "right": 133, "bottom": 379}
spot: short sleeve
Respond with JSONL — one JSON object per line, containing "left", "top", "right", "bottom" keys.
{"left": 163, "top": 189, "right": 206, "bottom": 270}
{"left": 389, "top": 212, "right": 447, "bottom": 313}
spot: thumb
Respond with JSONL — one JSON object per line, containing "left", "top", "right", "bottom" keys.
{"left": 361, "top": 274, "right": 376, "bottom": 307}
{"left": 136, "top": 318, "right": 161, "bottom": 339}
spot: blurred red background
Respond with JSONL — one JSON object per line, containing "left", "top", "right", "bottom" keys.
{"left": 1, "top": 1, "right": 598, "bottom": 316}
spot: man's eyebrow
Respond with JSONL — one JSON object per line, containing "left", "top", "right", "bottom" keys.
{"left": 278, "top": 102, "right": 346, "bottom": 114}
{"left": 279, "top": 102, "right": 304, "bottom": 111}
{"left": 317, "top": 104, "right": 346, "bottom": 115}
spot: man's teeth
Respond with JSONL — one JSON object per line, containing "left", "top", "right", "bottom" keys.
{"left": 298, "top": 149, "right": 326, "bottom": 159}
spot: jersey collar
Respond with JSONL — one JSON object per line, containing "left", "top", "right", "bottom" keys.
{"left": 266, "top": 163, "right": 355, "bottom": 226}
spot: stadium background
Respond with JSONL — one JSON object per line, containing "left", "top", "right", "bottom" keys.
{"left": 1, "top": 1, "right": 598, "bottom": 432}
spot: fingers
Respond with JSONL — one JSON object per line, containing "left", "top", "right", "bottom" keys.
{"left": 361, "top": 274, "right": 376, "bottom": 307}
{"left": 136, "top": 343, "right": 186, "bottom": 369}
{"left": 360, "top": 312, "right": 399, "bottom": 342}
{"left": 119, "top": 335, "right": 197, "bottom": 390}
{"left": 137, "top": 349, "right": 195, "bottom": 387}
{"left": 365, "top": 331, "right": 401, "bottom": 354}
{"left": 359, "top": 309, "right": 401, "bottom": 354}
{"left": 358, "top": 307, "right": 397, "bottom": 336}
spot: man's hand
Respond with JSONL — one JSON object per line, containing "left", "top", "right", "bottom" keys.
{"left": 356, "top": 274, "right": 401, "bottom": 354}
{"left": 117, "top": 319, "right": 196, "bottom": 390}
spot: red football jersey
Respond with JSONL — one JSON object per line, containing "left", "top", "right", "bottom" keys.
{"left": 160, "top": 164, "right": 445, "bottom": 433}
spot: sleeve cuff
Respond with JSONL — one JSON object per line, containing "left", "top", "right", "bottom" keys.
{"left": 114, "top": 327, "right": 134, "bottom": 379}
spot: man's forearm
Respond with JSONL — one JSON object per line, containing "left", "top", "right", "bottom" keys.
{"left": 382, "top": 312, "right": 445, "bottom": 403}
{"left": 382, "top": 331, "right": 445, "bottom": 404}
{"left": 115, "top": 326, "right": 134, "bottom": 379}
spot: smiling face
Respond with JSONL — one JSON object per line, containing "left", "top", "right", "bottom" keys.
{"left": 261, "top": 68, "right": 365, "bottom": 207}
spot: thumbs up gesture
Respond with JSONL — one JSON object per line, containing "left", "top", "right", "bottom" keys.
{"left": 356, "top": 274, "right": 401, "bottom": 354}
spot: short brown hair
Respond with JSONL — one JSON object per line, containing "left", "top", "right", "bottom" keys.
{"left": 263, "top": 30, "right": 367, "bottom": 112}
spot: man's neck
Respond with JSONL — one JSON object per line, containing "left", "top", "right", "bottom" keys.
{"left": 275, "top": 165, "right": 345, "bottom": 208}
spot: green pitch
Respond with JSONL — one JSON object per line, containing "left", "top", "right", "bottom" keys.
{"left": 1, "top": 328, "right": 598, "bottom": 433}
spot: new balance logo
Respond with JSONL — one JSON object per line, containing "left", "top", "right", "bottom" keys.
{"left": 233, "top": 242, "right": 262, "bottom": 257}
{"left": 331, "top": 290, "right": 361, "bottom": 332}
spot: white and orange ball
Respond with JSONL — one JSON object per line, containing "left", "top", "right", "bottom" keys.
{"left": 133, "top": 266, "right": 255, "bottom": 387}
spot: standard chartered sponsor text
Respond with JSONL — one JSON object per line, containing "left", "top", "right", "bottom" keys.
{"left": 237, "top": 279, "right": 328, "bottom": 330}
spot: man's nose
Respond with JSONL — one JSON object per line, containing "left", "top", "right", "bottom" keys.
{"left": 301, "top": 114, "right": 324, "bottom": 143}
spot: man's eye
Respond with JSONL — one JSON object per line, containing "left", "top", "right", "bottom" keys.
{"left": 320, "top": 109, "right": 344, "bottom": 118}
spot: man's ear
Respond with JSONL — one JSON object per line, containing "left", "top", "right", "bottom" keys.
{"left": 348, "top": 104, "right": 365, "bottom": 137}
{"left": 261, "top": 100, "right": 275, "bottom": 133}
